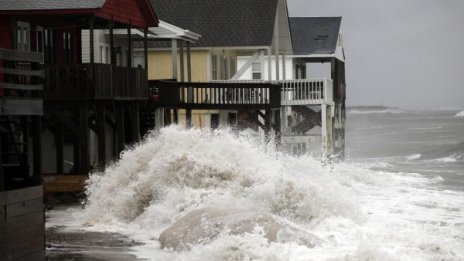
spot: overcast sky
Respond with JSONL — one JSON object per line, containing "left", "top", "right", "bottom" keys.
{"left": 287, "top": 0, "right": 464, "bottom": 109}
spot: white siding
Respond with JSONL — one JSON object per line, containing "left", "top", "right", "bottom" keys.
{"left": 237, "top": 55, "right": 293, "bottom": 81}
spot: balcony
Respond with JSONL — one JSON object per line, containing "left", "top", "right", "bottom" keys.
{"left": 44, "top": 64, "right": 148, "bottom": 101}
{"left": 213, "top": 79, "right": 333, "bottom": 106}
{"left": 151, "top": 80, "right": 281, "bottom": 110}
{"left": 0, "top": 48, "right": 43, "bottom": 116}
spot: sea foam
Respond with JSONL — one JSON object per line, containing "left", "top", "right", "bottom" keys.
{"left": 75, "top": 126, "right": 464, "bottom": 260}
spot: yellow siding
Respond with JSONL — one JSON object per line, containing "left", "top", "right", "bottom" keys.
{"left": 147, "top": 49, "right": 238, "bottom": 129}
{"left": 147, "top": 50, "right": 209, "bottom": 82}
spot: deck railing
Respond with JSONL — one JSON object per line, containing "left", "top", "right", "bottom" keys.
{"left": 0, "top": 48, "right": 43, "bottom": 116}
{"left": 213, "top": 79, "right": 333, "bottom": 106}
{"left": 44, "top": 64, "right": 147, "bottom": 100}
{"left": 151, "top": 80, "right": 281, "bottom": 110}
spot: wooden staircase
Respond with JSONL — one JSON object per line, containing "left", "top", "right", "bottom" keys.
{"left": 0, "top": 116, "right": 30, "bottom": 189}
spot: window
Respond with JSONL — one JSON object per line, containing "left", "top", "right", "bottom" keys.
{"left": 211, "top": 55, "right": 218, "bottom": 80}
{"left": 16, "top": 22, "right": 30, "bottom": 51}
{"left": 252, "top": 62, "right": 261, "bottom": 80}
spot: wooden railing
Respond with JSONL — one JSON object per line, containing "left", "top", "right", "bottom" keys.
{"left": 280, "top": 79, "right": 332, "bottom": 105}
{"left": 44, "top": 63, "right": 148, "bottom": 100}
{"left": 213, "top": 79, "right": 333, "bottom": 106}
{"left": 151, "top": 80, "right": 281, "bottom": 110}
{"left": 0, "top": 48, "right": 43, "bottom": 116}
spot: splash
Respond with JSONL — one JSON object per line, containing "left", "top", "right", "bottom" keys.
{"left": 455, "top": 110, "right": 464, "bottom": 117}
{"left": 78, "top": 126, "right": 464, "bottom": 260}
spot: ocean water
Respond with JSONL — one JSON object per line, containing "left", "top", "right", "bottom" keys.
{"left": 48, "top": 108, "right": 464, "bottom": 260}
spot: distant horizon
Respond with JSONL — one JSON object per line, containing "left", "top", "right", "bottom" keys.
{"left": 346, "top": 104, "right": 464, "bottom": 111}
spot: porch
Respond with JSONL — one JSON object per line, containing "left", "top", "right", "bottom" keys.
{"left": 43, "top": 63, "right": 148, "bottom": 101}
{"left": 213, "top": 78, "right": 333, "bottom": 106}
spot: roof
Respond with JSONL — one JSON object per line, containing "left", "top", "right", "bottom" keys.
{"left": 0, "top": 0, "right": 106, "bottom": 10}
{"left": 148, "top": 0, "right": 278, "bottom": 48}
{"left": 0, "top": 0, "right": 158, "bottom": 28}
{"left": 289, "top": 17, "right": 341, "bottom": 55}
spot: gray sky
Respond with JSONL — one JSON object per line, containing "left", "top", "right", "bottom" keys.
{"left": 288, "top": 0, "right": 464, "bottom": 109}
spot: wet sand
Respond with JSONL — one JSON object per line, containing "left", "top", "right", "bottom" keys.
{"left": 45, "top": 202, "right": 143, "bottom": 261}
{"left": 46, "top": 227, "right": 142, "bottom": 260}
{"left": 46, "top": 225, "right": 143, "bottom": 260}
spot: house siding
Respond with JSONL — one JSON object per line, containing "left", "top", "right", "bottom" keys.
{"left": 0, "top": 16, "right": 12, "bottom": 49}
{"left": 147, "top": 50, "right": 209, "bottom": 81}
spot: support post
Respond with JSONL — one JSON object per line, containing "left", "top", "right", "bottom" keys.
{"left": 274, "top": 9, "right": 280, "bottom": 81}
{"left": 144, "top": 28, "right": 148, "bottom": 70}
{"left": 155, "top": 108, "right": 165, "bottom": 130}
{"left": 282, "top": 53, "right": 286, "bottom": 80}
{"left": 179, "top": 40, "right": 184, "bottom": 82}
{"left": 127, "top": 22, "right": 132, "bottom": 67}
{"left": 131, "top": 103, "right": 141, "bottom": 142}
{"left": 274, "top": 109, "right": 281, "bottom": 146}
{"left": 267, "top": 47, "right": 272, "bottom": 81}
{"left": 171, "top": 39, "right": 178, "bottom": 80}
{"left": 116, "top": 104, "right": 125, "bottom": 155}
{"left": 321, "top": 104, "right": 334, "bottom": 158}
{"left": 187, "top": 42, "right": 192, "bottom": 82}
{"left": 89, "top": 16, "right": 95, "bottom": 64}
{"left": 78, "top": 107, "right": 90, "bottom": 174}
{"left": 109, "top": 21, "right": 115, "bottom": 65}
{"left": 264, "top": 109, "right": 271, "bottom": 143}
{"left": 56, "top": 122, "right": 64, "bottom": 174}
{"left": 32, "top": 116, "right": 41, "bottom": 185}
{"left": 186, "top": 109, "right": 192, "bottom": 128}
{"left": 0, "top": 133, "right": 3, "bottom": 191}
{"left": 97, "top": 105, "right": 106, "bottom": 168}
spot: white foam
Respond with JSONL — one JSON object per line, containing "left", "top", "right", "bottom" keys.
{"left": 433, "top": 156, "right": 458, "bottom": 163}
{"left": 455, "top": 111, "right": 464, "bottom": 117}
{"left": 406, "top": 154, "right": 421, "bottom": 160}
{"left": 49, "top": 126, "right": 464, "bottom": 260}
{"left": 348, "top": 108, "right": 405, "bottom": 114}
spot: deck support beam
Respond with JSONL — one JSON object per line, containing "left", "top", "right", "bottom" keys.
{"left": 78, "top": 107, "right": 90, "bottom": 174}
{"left": 89, "top": 16, "right": 95, "bottom": 64}
{"left": 274, "top": 10, "right": 280, "bottom": 81}
{"left": 171, "top": 39, "right": 178, "bottom": 80}
{"left": 186, "top": 109, "right": 192, "bottom": 128}
{"left": 131, "top": 103, "right": 140, "bottom": 142}
{"left": 127, "top": 22, "right": 132, "bottom": 67}
{"left": 97, "top": 105, "right": 106, "bottom": 168}
{"left": 187, "top": 42, "right": 192, "bottom": 82}
{"left": 55, "top": 122, "right": 64, "bottom": 174}
{"left": 0, "top": 133, "right": 3, "bottom": 191}
{"left": 179, "top": 41, "right": 184, "bottom": 82}
{"left": 264, "top": 109, "right": 272, "bottom": 142}
{"left": 116, "top": 104, "right": 125, "bottom": 156}
{"left": 32, "top": 116, "right": 41, "bottom": 185}
{"left": 267, "top": 47, "right": 272, "bottom": 81}
{"left": 109, "top": 21, "right": 115, "bottom": 65}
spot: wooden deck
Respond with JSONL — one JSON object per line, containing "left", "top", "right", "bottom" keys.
{"left": 152, "top": 80, "right": 281, "bottom": 110}
{"left": 44, "top": 64, "right": 148, "bottom": 101}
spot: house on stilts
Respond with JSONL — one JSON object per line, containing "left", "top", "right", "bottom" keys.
{"left": 144, "top": 0, "right": 346, "bottom": 159}
{"left": 0, "top": 0, "right": 158, "bottom": 259}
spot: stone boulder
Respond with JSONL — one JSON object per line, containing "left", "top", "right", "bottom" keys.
{"left": 159, "top": 208, "right": 321, "bottom": 250}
